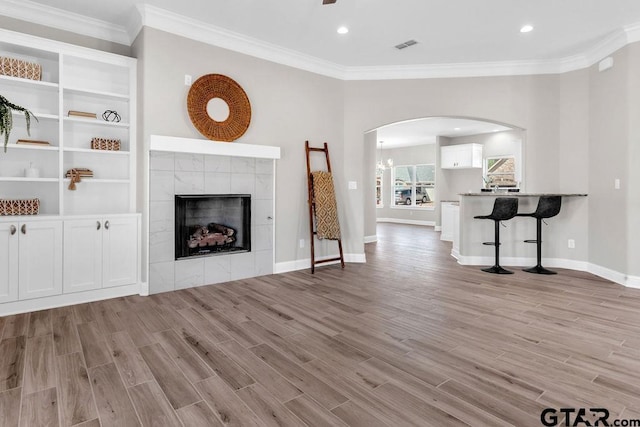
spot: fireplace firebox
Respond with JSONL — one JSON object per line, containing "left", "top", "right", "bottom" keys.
{"left": 175, "top": 194, "right": 251, "bottom": 260}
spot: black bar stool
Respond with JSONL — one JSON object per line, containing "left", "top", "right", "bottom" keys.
{"left": 474, "top": 197, "right": 519, "bottom": 274}
{"left": 516, "top": 195, "right": 562, "bottom": 274}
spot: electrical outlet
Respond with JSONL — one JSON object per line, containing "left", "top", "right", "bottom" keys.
{"left": 184, "top": 74, "right": 192, "bottom": 86}
{"left": 615, "top": 178, "right": 621, "bottom": 190}
{"left": 299, "top": 239, "right": 305, "bottom": 248}
{"left": 568, "top": 239, "right": 575, "bottom": 249}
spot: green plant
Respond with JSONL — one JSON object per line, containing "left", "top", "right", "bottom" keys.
{"left": 0, "top": 94, "right": 38, "bottom": 153}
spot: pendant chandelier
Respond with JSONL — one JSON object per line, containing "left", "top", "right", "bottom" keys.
{"left": 376, "top": 141, "right": 393, "bottom": 173}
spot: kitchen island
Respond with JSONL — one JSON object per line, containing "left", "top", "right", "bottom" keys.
{"left": 453, "top": 192, "right": 588, "bottom": 270}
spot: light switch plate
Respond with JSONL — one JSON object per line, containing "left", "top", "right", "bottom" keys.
{"left": 348, "top": 181, "right": 357, "bottom": 190}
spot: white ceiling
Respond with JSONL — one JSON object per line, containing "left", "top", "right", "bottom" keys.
{"left": 373, "top": 118, "right": 514, "bottom": 149}
{"left": 3, "top": 0, "right": 640, "bottom": 74}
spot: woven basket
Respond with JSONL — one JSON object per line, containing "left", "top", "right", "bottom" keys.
{"left": 0, "top": 56, "right": 42, "bottom": 81}
{"left": 91, "top": 137, "right": 121, "bottom": 151}
{"left": 0, "top": 198, "right": 40, "bottom": 215}
{"left": 187, "top": 74, "right": 251, "bottom": 142}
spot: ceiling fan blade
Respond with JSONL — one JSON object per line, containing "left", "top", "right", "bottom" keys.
{"left": 322, "top": 0, "right": 337, "bottom": 4}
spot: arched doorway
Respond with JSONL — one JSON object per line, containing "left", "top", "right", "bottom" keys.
{"left": 363, "top": 116, "right": 525, "bottom": 243}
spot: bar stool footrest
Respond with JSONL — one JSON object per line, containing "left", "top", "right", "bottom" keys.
{"left": 482, "top": 242, "right": 499, "bottom": 246}
{"left": 523, "top": 239, "right": 538, "bottom": 244}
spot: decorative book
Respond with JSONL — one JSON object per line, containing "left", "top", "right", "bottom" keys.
{"left": 16, "top": 139, "right": 50, "bottom": 146}
{"left": 68, "top": 110, "right": 97, "bottom": 119}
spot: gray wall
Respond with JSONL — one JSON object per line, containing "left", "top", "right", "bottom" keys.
{"left": 132, "top": 28, "right": 346, "bottom": 268}
{"left": 375, "top": 144, "right": 437, "bottom": 223}
{"left": 588, "top": 44, "right": 638, "bottom": 277}
{"left": 628, "top": 43, "right": 640, "bottom": 277}
{"left": 363, "top": 131, "right": 377, "bottom": 239}
{"left": 343, "top": 73, "right": 584, "bottom": 260}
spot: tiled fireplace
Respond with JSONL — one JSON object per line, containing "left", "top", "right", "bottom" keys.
{"left": 148, "top": 136, "right": 279, "bottom": 294}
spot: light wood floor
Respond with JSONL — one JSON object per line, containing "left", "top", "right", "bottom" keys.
{"left": 2, "top": 223, "right": 640, "bottom": 426}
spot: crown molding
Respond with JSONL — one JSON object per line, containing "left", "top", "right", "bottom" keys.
{"left": 627, "top": 22, "right": 640, "bottom": 43}
{"left": 134, "top": 4, "right": 640, "bottom": 81}
{"left": 3, "top": 1, "right": 640, "bottom": 80}
{"left": 135, "top": 4, "right": 346, "bottom": 79}
{"left": 0, "top": 0, "right": 131, "bottom": 45}
{"left": 342, "top": 59, "right": 574, "bottom": 81}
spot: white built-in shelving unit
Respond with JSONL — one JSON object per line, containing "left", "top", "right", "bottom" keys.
{"left": 0, "top": 29, "right": 141, "bottom": 314}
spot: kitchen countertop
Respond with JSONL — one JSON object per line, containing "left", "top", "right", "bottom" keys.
{"left": 459, "top": 192, "right": 587, "bottom": 197}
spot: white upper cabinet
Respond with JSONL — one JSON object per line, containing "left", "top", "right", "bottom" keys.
{"left": 441, "top": 143, "right": 483, "bottom": 169}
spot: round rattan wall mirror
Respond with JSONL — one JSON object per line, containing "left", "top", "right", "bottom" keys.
{"left": 187, "top": 74, "right": 251, "bottom": 142}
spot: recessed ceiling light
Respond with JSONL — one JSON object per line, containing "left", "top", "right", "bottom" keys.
{"left": 493, "top": 129, "right": 501, "bottom": 132}
{"left": 337, "top": 26, "right": 349, "bottom": 34}
{"left": 454, "top": 127, "right": 461, "bottom": 131}
{"left": 520, "top": 25, "right": 533, "bottom": 33}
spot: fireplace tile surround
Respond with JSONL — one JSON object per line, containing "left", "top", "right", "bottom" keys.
{"left": 148, "top": 143, "right": 276, "bottom": 294}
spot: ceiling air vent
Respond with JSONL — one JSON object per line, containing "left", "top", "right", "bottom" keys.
{"left": 395, "top": 40, "right": 418, "bottom": 50}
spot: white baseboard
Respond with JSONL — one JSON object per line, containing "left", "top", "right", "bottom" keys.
{"left": 434, "top": 226, "right": 442, "bottom": 232}
{"left": 626, "top": 275, "right": 640, "bottom": 289}
{"left": 377, "top": 218, "right": 436, "bottom": 227}
{"left": 451, "top": 248, "right": 460, "bottom": 260}
{"left": 347, "top": 253, "right": 367, "bottom": 263}
{"left": 456, "top": 255, "right": 639, "bottom": 288}
{"left": 274, "top": 253, "right": 366, "bottom": 274}
{"left": 364, "top": 235, "right": 378, "bottom": 243}
{"left": 139, "top": 281, "right": 150, "bottom": 296}
{"left": 0, "top": 283, "right": 142, "bottom": 317}
{"left": 587, "top": 263, "right": 640, "bottom": 288}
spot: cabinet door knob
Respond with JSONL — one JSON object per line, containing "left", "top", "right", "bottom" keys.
{"left": 97, "top": 221, "right": 101, "bottom": 230}
{"left": 21, "top": 224, "right": 26, "bottom": 234}
{"left": 104, "top": 220, "right": 110, "bottom": 230}
{"left": 10, "top": 225, "right": 16, "bottom": 235}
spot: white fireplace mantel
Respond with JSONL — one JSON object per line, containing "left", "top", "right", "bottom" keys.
{"left": 150, "top": 135, "right": 281, "bottom": 159}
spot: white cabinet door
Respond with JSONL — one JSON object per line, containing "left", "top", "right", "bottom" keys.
{"left": 440, "top": 146, "right": 459, "bottom": 169}
{"left": 456, "top": 146, "right": 472, "bottom": 168}
{"left": 18, "top": 221, "right": 63, "bottom": 300}
{"left": 452, "top": 205, "right": 460, "bottom": 254}
{"left": 102, "top": 217, "right": 138, "bottom": 288}
{"left": 64, "top": 219, "right": 103, "bottom": 293}
{"left": 0, "top": 223, "right": 19, "bottom": 303}
{"left": 441, "top": 144, "right": 483, "bottom": 169}
{"left": 471, "top": 144, "right": 483, "bottom": 168}
{"left": 441, "top": 203, "right": 454, "bottom": 241}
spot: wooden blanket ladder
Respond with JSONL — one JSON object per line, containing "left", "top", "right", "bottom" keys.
{"left": 305, "top": 141, "right": 345, "bottom": 273}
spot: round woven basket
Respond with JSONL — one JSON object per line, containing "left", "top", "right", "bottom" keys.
{"left": 187, "top": 74, "right": 251, "bottom": 142}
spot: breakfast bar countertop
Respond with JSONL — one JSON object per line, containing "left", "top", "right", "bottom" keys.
{"left": 459, "top": 192, "right": 588, "bottom": 197}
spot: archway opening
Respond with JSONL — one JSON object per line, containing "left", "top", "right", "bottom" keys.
{"left": 363, "top": 116, "right": 525, "bottom": 243}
